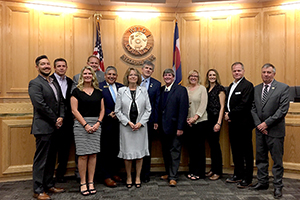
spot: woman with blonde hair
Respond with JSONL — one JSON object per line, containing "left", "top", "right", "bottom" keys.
{"left": 204, "top": 69, "right": 225, "bottom": 180}
{"left": 185, "top": 70, "right": 208, "bottom": 180}
{"left": 71, "top": 66, "right": 105, "bottom": 195}
{"left": 115, "top": 67, "right": 151, "bottom": 188}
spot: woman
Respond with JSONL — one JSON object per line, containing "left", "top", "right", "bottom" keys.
{"left": 186, "top": 70, "right": 208, "bottom": 180}
{"left": 71, "top": 66, "right": 105, "bottom": 196}
{"left": 115, "top": 67, "right": 151, "bottom": 188}
{"left": 204, "top": 69, "right": 225, "bottom": 180}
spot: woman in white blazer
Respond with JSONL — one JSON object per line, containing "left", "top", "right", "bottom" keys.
{"left": 115, "top": 67, "right": 151, "bottom": 188}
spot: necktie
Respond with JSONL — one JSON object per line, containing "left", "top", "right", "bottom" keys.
{"left": 109, "top": 84, "right": 116, "bottom": 102}
{"left": 141, "top": 79, "right": 147, "bottom": 88}
{"left": 262, "top": 84, "right": 269, "bottom": 104}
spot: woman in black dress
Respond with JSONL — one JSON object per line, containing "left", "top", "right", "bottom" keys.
{"left": 205, "top": 69, "right": 225, "bottom": 180}
{"left": 71, "top": 66, "right": 105, "bottom": 195}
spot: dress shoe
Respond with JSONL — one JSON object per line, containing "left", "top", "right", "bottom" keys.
{"left": 209, "top": 174, "right": 220, "bottom": 181}
{"left": 142, "top": 176, "right": 150, "bottom": 183}
{"left": 160, "top": 175, "right": 168, "bottom": 180}
{"left": 226, "top": 175, "right": 242, "bottom": 183}
{"left": 237, "top": 180, "right": 252, "bottom": 189}
{"left": 205, "top": 171, "right": 213, "bottom": 177}
{"left": 113, "top": 175, "right": 122, "bottom": 182}
{"left": 104, "top": 178, "right": 117, "bottom": 187}
{"left": 48, "top": 187, "right": 65, "bottom": 193}
{"left": 169, "top": 180, "right": 177, "bottom": 187}
{"left": 33, "top": 192, "right": 51, "bottom": 200}
{"left": 274, "top": 188, "right": 283, "bottom": 199}
{"left": 249, "top": 182, "right": 269, "bottom": 190}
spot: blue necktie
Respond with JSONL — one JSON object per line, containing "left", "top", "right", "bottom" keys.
{"left": 109, "top": 85, "right": 116, "bottom": 102}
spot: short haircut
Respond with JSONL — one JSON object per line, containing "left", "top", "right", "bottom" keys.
{"left": 163, "top": 68, "right": 175, "bottom": 77}
{"left": 35, "top": 55, "right": 48, "bottom": 66}
{"left": 87, "top": 55, "right": 100, "bottom": 63}
{"left": 142, "top": 60, "right": 155, "bottom": 70}
{"left": 123, "top": 67, "right": 142, "bottom": 86}
{"left": 54, "top": 58, "right": 67, "bottom": 67}
{"left": 262, "top": 63, "right": 276, "bottom": 73}
{"left": 187, "top": 70, "right": 201, "bottom": 84}
{"left": 231, "top": 61, "right": 244, "bottom": 70}
{"left": 105, "top": 66, "right": 117, "bottom": 74}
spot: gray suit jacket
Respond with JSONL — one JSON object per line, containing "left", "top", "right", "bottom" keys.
{"left": 72, "top": 70, "right": 104, "bottom": 90}
{"left": 28, "top": 75, "right": 65, "bottom": 135}
{"left": 251, "top": 79, "right": 290, "bottom": 138}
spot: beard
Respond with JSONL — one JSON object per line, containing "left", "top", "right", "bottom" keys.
{"left": 40, "top": 70, "right": 51, "bottom": 77}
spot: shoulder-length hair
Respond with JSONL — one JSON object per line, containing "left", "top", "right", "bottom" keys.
{"left": 205, "top": 69, "right": 222, "bottom": 88}
{"left": 123, "top": 67, "right": 142, "bottom": 86}
{"left": 77, "top": 66, "right": 99, "bottom": 91}
{"left": 187, "top": 70, "right": 201, "bottom": 85}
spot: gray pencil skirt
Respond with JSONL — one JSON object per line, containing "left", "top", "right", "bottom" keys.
{"left": 74, "top": 117, "right": 101, "bottom": 156}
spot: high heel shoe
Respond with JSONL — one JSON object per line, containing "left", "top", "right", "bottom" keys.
{"left": 126, "top": 183, "right": 133, "bottom": 188}
{"left": 135, "top": 183, "right": 142, "bottom": 188}
{"left": 80, "top": 183, "right": 90, "bottom": 196}
{"left": 88, "top": 182, "right": 96, "bottom": 195}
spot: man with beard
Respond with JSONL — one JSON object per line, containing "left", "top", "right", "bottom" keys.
{"left": 29, "top": 55, "right": 65, "bottom": 200}
{"left": 98, "top": 66, "right": 124, "bottom": 187}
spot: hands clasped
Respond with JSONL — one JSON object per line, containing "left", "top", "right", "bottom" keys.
{"left": 85, "top": 123, "right": 100, "bottom": 134}
{"left": 128, "top": 121, "right": 142, "bottom": 131}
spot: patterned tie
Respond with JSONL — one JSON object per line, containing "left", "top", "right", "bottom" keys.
{"left": 109, "top": 84, "right": 116, "bottom": 102}
{"left": 141, "top": 79, "right": 147, "bottom": 88}
{"left": 262, "top": 84, "right": 269, "bottom": 104}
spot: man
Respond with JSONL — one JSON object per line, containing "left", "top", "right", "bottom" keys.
{"left": 159, "top": 69, "right": 189, "bottom": 187}
{"left": 225, "top": 62, "right": 254, "bottom": 189}
{"left": 73, "top": 55, "right": 104, "bottom": 88}
{"left": 28, "top": 55, "right": 65, "bottom": 200}
{"left": 250, "top": 63, "right": 289, "bottom": 199}
{"left": 98, "top": 66, "right": 123, "bottom": 187}
{"left": 50, "top": 58, "right": 74, "bottom": 183}
{"left": 140, "top": 60, "right": 161, "bottom": 183}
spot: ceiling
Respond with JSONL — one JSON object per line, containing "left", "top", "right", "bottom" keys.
{"left": 50, "top": 0, "right": 280, "bottom": 8}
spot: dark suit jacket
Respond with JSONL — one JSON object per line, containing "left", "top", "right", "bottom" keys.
{"left": 226, "top": 77, "right": 254, "bottom": 129}
{"left": 50, "top": 73, "right": 74, "bottom": 124}
{"left": 159, "top": 83, "right": 189, "bottom": 135}
{"left": 28, "top": 75, "right": 64, "bottom": 135}
{"left": 251, "top": 80, "right": 290, "bottom": 138}
{"left": 147, "top": 77, "right": 161, "bottom": 124}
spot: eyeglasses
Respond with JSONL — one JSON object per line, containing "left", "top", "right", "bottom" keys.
{"left": 189, "top": 75, "right": 199, "bottom": 78}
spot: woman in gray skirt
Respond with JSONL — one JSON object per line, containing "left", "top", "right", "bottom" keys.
{"left": 71, "top": 66, "right": 105, "bottom": 196}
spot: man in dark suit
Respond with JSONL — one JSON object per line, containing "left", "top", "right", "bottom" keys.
{"left": 29, "top": 55, "right": 65, "bottom": 200}
{"left": 98, "top": 66, "right": 124, "bottom": 187}
{"left": 50, "top": 58, "right": 74, "bottom": 183}
{"left": 72, "top": 55, "right": 105, "bottom": 89}
{"left": 225, "top": 62, "right": 254, "bottom": 188}
{"left": 250, "top": 63, "right": 289, "bottom": 199}
{"left": 159, "top": 68, "right": 189, "bottom": 187}
{"left": 140, "top": 60, "right": 161, "bottom": 183}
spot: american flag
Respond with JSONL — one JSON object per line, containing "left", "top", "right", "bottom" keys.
{"left": 93, "top": 20, "right": 104, "bottom": 72}
{"left": 172, "top": 21, "right": 182, "bottom": 85}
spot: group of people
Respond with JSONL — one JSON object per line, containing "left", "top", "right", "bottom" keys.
{"left": 28, "top": 55, "right": 289, "bottom": 200}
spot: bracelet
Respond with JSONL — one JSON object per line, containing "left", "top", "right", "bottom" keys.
{"left": 97, "top": 120, "right": 102, "bottom": 125}
{"left": 217, "top": 123, "right": 221, "bottom": 126}
{"left": 83, "top": 123, "right": 88, "bottom": 127}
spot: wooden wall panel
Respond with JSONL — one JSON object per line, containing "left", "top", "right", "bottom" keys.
{"left": 263, "top": 11, "right": 286, "bottom": 83}
{"left": 0, "top": 3, "right": 2, "bottom": 95}
{"left": 101, "top": 15, "right": 116, "bottom": 68}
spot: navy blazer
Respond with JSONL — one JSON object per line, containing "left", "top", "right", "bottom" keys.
{"left": 99, "top": 81, "right": 124, "bottom": 117}
{"left": 159, "top": 83, "right": 189, "bottom": 135}
{"left": 226, "top": 77, "right": 254, "bottom": 128}
{"left": 50, "top": 73, "right": 74, "bottom": 123}
{"left": 28, "top": 75, "right": 64, "bottom": 135}
{"left": 147, "top": 77, "right": 161, "bottom": 124}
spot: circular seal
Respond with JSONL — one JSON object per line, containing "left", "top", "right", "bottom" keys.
{"left": 123, "top": 25, "right": 154, "bottom": 56}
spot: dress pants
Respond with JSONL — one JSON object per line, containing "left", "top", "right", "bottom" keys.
{"left": 55, "top": 121, "right": 74, "bottom": 179}
{"left": 33, "top": 134, "right": 57, "bottom": 194}
{"left": 141, "top": 122, "right": 155, "bottom": 178}
{"left": 161, "top": 133, "right": 182, "bottom": 181}
{"left": 228, "top": 122, "right": 253, "bottom": 182}
{"left": 256, "top": 132, "right": 284, "bottom": 188}
{"left": 185, "top": 122, "right": 206, "bottom": 177}
{"left": 206, "top": 114, "right": 223, "bottom": 175}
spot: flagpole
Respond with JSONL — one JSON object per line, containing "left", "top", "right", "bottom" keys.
{"left": 93, "top": 14, "right": 105, "bottom": 72}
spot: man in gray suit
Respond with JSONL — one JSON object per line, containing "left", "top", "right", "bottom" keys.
{"left": 73, "top": 55, "right": 104, "bottom": 88}
{"left": 29, "top": 55, "right": 66, "bottom": 200}
{"left": 250, "top": 63, "right": 290, "bottom": 199}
